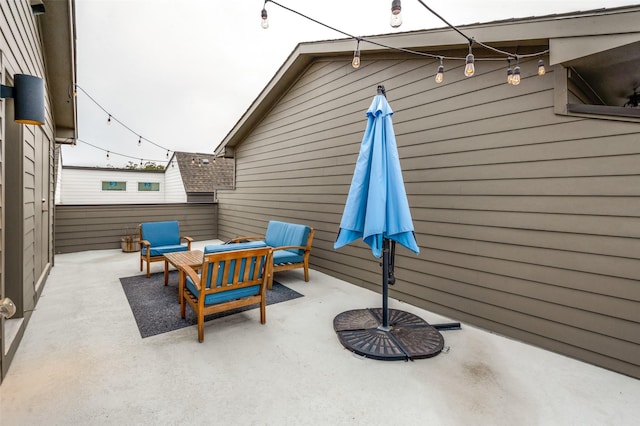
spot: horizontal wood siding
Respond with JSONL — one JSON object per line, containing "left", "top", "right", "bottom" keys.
{"left": 216, "top": 52, "right": 640, "bottom": 378}
{"left": 55, "top": 204, "right": 218, "bottom": 253}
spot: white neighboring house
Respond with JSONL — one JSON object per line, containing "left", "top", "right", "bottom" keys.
{"left": 56, "top": 151, "right": 233, "bottom": 204}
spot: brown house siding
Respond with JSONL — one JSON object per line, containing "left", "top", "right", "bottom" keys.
{"left": 55, "top": 203, "right": 218, "bottom": 254}
{"left": 216, "top": 51, "right": 640, "bottom": 378}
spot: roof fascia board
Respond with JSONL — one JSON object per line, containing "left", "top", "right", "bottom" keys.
{"left": 550, "top": 33, "right": 640, "bottom": 65}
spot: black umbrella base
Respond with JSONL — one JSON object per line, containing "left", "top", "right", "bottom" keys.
{"left": 333, "top": 308, "right": 444, "bottom": 361}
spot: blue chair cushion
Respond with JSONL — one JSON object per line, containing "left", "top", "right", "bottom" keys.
{"left": 264, "top": 221, "right": 310, "bottom": 256}
{"left": 188, "top": 241, "right": 269, "bottom": 306}
{"left": 185, "top": 279, "right": 260, "bottom": 306}
{"left": 273, "top": 250, "right": 303, "bottom": 265}
{"left": 141, "top": 221, "right": 181, "bottom": 247}
{"left": 142, "top": 244, "right": 189, "bottom": 257}
{"left": 204, "top": 240, "right": 268, "bottom": 254}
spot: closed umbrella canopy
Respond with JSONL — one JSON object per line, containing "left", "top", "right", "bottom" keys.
{"left": 334, "top": 91, "right": 419, "bottom": 258}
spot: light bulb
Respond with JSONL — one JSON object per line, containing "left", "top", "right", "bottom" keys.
{"left": 261, "top": 8, "right": 269, "bottom": 29}
{"left": 390, "top": 0, "right": 402, "bottom": 28}
{"left": 435, "top": 65, "right": 444, "bottom": 83}
{"left": 352, "top": 52, "right": 360, "bottom": 69}
{"left": 507, "top": 67, "right": 513, "bottom": 84}
{"left": 139, "top": 159, "right": 143, "bottom": 167}
{"left": 166, "top": 150, "right": 170, "bottom": 158}
{"left": 537, "top": 59, "right": 545, "bottom": 76}
{"left": 106, "top": 151, "right": 110, "bottom": 160}
{"left": 107, "top": 115, "right": 111, "bottom": 125}
{"left": 138, "top": 136, "right": 142, "bottom": 146}
{"left": 464, "top": 53, "right": 475, "bottom": 77}
{"left": 512, "top": 66, "right": 521, "bottom": 85}
{"left": 0, "top": 297, "right": 16, "bottom": 319}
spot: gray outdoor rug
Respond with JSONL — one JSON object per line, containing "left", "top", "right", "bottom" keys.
{"left": 120, "top": 271, "right": 304, "bottom": 338}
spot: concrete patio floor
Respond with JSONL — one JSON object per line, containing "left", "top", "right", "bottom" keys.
{"left": 1, "top": 239, "right": 638, "bottom": 425}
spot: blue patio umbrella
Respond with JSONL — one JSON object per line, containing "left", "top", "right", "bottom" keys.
{"left": 334, "top": 89, "right": 419, "bottom": 258}
{"left": 333, "top": 86, "right": 449, "bottom": 361}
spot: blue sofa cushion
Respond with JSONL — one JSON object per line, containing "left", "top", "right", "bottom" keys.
{"left": 142, "top": 244, "right": 189, "bottom": 257}
{"left": 273, "top": 250, "right": 303, "bottom": 265}
{"left": 264, "top": 221, "right": 310, "bottom": 255}
{"left": 141, "top": 221, "right": 181, "bottom": 247}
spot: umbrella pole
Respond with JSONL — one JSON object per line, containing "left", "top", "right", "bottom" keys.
{"left": 381, "top": 238, "right": 390, "bottom": 329}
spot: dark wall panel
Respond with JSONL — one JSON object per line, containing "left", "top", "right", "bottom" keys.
{"left": 55, "top": 203, "right": 218, "bottom": 254}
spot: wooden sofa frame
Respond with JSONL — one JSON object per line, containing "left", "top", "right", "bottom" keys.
{"left": 228, "top": 222, "right": 314, "bottom": 288}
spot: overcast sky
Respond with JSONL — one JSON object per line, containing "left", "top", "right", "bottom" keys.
{"left": 62, "top": 0, "right": 638, "bottom": 167}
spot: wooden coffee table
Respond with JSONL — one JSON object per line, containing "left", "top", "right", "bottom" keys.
{"left": 164, "top": 250, "right": 204, "bottom": 303}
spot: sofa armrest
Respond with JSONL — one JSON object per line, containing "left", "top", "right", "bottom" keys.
{"left": 181, "top": 236, "right": 193, "bottom": 250}
{"left": 226, "top": 235, "right": 264, "bottom": 244}
{"left": 140, "top": 239, "right": 151, "bottom": 248}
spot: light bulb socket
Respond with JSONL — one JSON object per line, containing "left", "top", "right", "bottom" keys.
{"left": 391, "top": 0, "right": 401, "bottom": 13}
{"left": 261, "top": 8, "right": 267, "bottom": 19}
{"left": 465, "top": 53, "right": 474, "bottom": 65}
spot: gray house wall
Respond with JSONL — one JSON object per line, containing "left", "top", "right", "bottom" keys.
{"left": 216, "top": 48, "right": 640, "bottom": 378}
{"left": 0, "top": 1, "right": 76, "bottom": 382}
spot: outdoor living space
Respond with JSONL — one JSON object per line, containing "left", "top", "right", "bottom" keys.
{"left": 0, "top": 240, "right": 638, "bottom": 425}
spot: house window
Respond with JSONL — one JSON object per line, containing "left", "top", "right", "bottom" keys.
{"left": 138, "top": 182, "right": 160, "bottom": 191}
{"left": 555, "top": 40, "right": 640, "bottom": 122}
{"left": 102, "top": 181, "right": 126, "bottom": 191}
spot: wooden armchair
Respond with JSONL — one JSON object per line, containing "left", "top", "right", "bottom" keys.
{"left": 226, "top": 220, "right": 314, "bottom": 288}
{"left": 180, "top": 245, "right": 273, "bottom": 342}
{"left": 139, "top": 221, "right": 192, "bottom": 277}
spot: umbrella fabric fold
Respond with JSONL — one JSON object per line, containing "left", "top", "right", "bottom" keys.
{"left": 334, "top": 94, "right": 419, "bottom": 258}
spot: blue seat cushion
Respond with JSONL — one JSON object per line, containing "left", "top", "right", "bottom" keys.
{"left": 273, "top": 250, "right": 303, "bottom": 265}
{"left": 142, "top": 244, "right": 188, "bottom": 257}
{"left": 187, "top": 241, "right": 269, "bottom": 305}
{"left": 264, "top": 221, "right": 310, "bottom": 255}
{"left": 185, "top": 278, "right": 260, "bottom": 306}
{"left": 141, "top": 221, "right": 181, "bottom": 247}
{"left": 204, "top": 240, "right": 267, "bottom": 254}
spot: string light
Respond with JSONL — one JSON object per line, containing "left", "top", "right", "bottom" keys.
{"left": 512, "top": 58, "right": 521, "bottom": 86}
{"left": 259, "top": 1, "right": 549, "bottom": 84}
{"left": 75, "top": 139, "right": 170, "bottom": 166}
{"left": 390, "top": 0, "right": 402, "bottom": 28}
{"left": 106, "top": 150, "right": 110, "bottom": 160}
{"left": 352, "top": 39, "right": 361, "bottom": 69}
{"left": 166, "top": 150, "right": 170, "bottom": 159}
{"left": 538, "top": 59, "right": 546, "bottom": 76}
{"left": 261, "top": 3, "right": 269, "bottom": 29}
{"left": 74, "top": 85, "right": 173, "bottom": 155}
{"left": 138, "top": 136, "right": 142, "bottom": 146}
{"left": 464, "top": 42, "right": 475, "bottom": 77}
{"left": 507, "top": 59, "right": 514, "bottom": 84}
{"left": 435, "top": 57, "right": 444, "bottom": 83}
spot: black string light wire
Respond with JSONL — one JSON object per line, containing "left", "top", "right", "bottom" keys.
{"left": 74, "top": 84, "right": 173, "bottom": 155}
{"left": 262, "top": 0, "right": 549, "bottom": 79}
{"left": 76, "top": 138, "right": 169, "bottom": 166}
